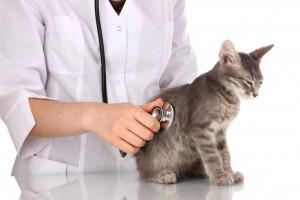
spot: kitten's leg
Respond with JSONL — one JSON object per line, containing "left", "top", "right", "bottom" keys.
{"left": 217, "top": 131, "right": 244, "bottom": 184}
{"left": 192, "top": 128, "right": 234, "bottom": 186}
{"left": 185, "top": 160, "right": 208, "bottom": 178}
{"left": 146, "top": 170, "right": 177, "bottom": 184}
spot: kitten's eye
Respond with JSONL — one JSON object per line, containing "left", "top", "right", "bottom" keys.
{"left": 259, "top": 80, "right": 263, "bottom": 85}
{"left": 245, "top": 80, "right": 253, "bottom": 87}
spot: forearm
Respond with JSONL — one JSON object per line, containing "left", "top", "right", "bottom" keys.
{"left": 29, "top": 98, "right": 101, "bottom": 137}
{"left": 28, "top": 97, "right": 164, "bottom": 155}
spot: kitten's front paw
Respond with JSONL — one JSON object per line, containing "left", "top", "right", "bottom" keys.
{"left": 148, "top": 170, "right": 177, "bottom": 184}
{"left": 232, "top": 171, "right": 244, "bottom": 183}
{"left": 211, "top": 172, "right": 234, "bottom": 186}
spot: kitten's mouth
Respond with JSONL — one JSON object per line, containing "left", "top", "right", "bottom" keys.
{"left": 239, "top": 91, "right": 255, "bottom": 100}
{"left": 249, "top": 93, "right": 258, "bottom": 99}
{"left": 249, "top": 91, "right": 258, "bottom": 98}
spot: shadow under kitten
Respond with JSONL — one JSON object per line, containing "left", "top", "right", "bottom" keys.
{"left": 138, "top": 178, "right": 243, "bottom": 200}
{"left": 135, "top": 40, "right": 273, "bottom": 186}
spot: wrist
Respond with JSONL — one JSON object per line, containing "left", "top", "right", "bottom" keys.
{"left": 81, "top": 102, "right": 106, "bottom": 133}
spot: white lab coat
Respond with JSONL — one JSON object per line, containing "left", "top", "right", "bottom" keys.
{"left": 0, "top": 0, "right": 199, "bottom": 176}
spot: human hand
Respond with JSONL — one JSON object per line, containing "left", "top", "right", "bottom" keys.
{"left": 83, "top": 98, "right": 164, "bottom": 155}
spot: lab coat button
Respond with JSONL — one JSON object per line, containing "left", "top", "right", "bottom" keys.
{"left": 117, "top": 25, "right": 122, "bottom": 31}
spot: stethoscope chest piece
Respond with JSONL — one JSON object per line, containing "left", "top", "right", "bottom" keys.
{"left": 119, "top": 101, "right": 175, "bottom": 158}
{"left": 152, "top": 101, "right": 174, "bottom": 131}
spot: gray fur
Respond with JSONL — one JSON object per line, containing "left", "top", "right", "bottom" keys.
{"left": 135, "top": 40, "right": 273, "bottom": 185}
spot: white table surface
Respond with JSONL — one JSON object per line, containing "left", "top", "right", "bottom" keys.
{"left": 2, "top": 172, "right": 244, "bottom": 200}
{"left": 1, "top": 161, "right": 299, "bottom": 200}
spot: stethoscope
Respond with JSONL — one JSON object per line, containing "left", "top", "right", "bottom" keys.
{"left": 94, "top": 0, "right": 174, "bottom": 157}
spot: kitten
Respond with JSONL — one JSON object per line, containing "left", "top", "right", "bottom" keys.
{"left": 135, "top": 40, "right": 273, "bottom": 186}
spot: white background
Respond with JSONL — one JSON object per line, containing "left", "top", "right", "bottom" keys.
{"left": 1, "top": 0, "right": 300, "bottom": 199}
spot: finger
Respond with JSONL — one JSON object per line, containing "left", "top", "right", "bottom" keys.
{"left": 128, "top": 120, "right": 154, "bottom": 141}
{"left": 120, "top": 129, "right": 146, "bottom": 147}
{"left": 134, "top": 108, "right": 160, "bottom": 133}
{"left": 116, "top": 138, "right": 140, "bottom": 155}
{"left": 141, "top": 98, "right": 165, "bottom": 113}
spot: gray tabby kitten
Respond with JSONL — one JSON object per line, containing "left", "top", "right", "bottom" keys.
{"left": 135, "top": 40, "right": 273, "bottom": 186}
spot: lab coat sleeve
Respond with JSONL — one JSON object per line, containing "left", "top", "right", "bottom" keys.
{"left": 0, "top": 0, "right": 56, "bottom": 159}
{"left": 159, "top": 0, "right": 199, "bottom": 89}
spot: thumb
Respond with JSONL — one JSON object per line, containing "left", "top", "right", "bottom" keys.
{"left": 141, "top": 98, "right": 165, "bottom": 113}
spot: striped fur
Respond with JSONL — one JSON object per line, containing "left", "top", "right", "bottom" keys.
{"left": 135, "top": 40, "right": 273, "bottom": 185}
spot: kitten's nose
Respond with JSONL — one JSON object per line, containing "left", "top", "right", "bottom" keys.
{"left": 252, "top": 89, "right": 259, "bottom": 97}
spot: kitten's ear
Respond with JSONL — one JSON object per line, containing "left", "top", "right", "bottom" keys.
{"left": 219, "top": 40, "right": 239, "bottom": 66}
{"left": 250, "top": 44, "right": 274, "bottom": 62}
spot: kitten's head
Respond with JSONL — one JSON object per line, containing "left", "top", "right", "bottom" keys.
{"left": 217, "top": 40, "right": 273, "bottom": 99}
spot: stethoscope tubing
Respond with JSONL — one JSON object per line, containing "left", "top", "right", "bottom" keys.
{"left": 94, "top": 1, "right": 174, "bottom": 158}
{"left": 95, "top": 0, "right": 127, "bottom": 157}
{"left": 95, "top": 0, "right": 108, "bottom": 104}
